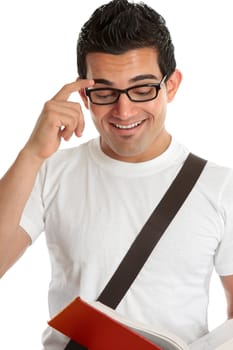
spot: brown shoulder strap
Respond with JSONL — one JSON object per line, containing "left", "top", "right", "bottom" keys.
{"left": 97, "top": 153, "right": 207, "bottom": 308}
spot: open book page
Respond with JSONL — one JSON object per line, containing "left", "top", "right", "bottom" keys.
{"left": 91, "top": 300, "right": 190, "bottom": 350}
{"left": 189, "top": 319, "right": 233, "bottom": 350}
{"left": 126, "top": 325, "right": 188, "bottom": 350}
{"left": 216, "top": 338, "right": 233, "bottom": 350}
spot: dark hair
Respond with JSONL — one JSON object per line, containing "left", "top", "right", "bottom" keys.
{"left": 77, "top": 0, "right": 176, "bottom": 79}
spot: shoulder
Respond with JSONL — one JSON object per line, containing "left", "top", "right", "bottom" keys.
{"left": 49, "top": 140, "right": 92, "bottom": 164}
{"left": 193, "top": 155, "right": 233, "bottom": 211}
{"left": 179, "top": 144, "right": 233, "bottom": 190}
{"left": 175, "top": 142, "right": 233, "bottom": 210}
{"left": 45, "top": 138, "right": 97, "bottom": 169}
{"left": 37, "top": 138, "right": 98, "bottom": 184}
{"left": 202, "top": 158, "right": 233, "bottom": 189}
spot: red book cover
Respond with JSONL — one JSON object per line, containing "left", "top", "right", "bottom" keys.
{"left": 48, "top": 297, "right": 162, "bottom": 350}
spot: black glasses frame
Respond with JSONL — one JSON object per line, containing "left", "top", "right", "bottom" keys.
{"left": 85, "top": 75, "right": 167, "bottom": 105}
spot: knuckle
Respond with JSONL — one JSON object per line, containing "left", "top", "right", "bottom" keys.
{"left": 43, "top": 100, "right": 55, "bottom": 111}
{"left": 74, "top": 102, "right": 82, "bottom": 112}
{"left": 62, "top": 83, "right": 71, "bottom": 91}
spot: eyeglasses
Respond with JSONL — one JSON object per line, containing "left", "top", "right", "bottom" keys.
{"left": 85, "top": 75, "right": 167, "bottom": 105}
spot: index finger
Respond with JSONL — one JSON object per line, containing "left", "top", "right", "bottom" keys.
{"left": 52, "top": 79, "right": 95, "bottom": 101}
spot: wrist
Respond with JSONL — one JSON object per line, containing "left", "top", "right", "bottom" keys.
{"left": 18, "top": 146, "right": 46, "bottom": 170}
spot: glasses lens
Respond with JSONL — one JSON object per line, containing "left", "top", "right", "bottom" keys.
{"left": 128, "top": 85, "right": 157, "bottom": 102}
{"left": 89, "top": 89, "right": 119, "bottom": 104}
{"left": 87, "top": 83, "right": 160, "bottom": 105}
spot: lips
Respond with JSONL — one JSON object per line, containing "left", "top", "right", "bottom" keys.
{"left": 111, "top": 120, "right": 145, "bottom": 130}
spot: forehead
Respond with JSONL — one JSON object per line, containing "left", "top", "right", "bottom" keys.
{"left": 85, "top": 47, "right": 161, "bottom": 83}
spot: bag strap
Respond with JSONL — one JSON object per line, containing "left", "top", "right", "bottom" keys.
{"left": 97, "top": 153, "right": 207, "bottom": 308}
{"left": 64, "top": 153, "right": 207, "bottom": 349}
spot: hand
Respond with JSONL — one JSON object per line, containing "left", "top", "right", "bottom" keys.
{"left": 24, "top": 79, "right": 94, "bottom": 161}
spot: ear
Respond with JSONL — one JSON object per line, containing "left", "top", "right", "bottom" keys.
{"left": 166, "top": 69, "right": 182, "bottom": 102}
{"left": 79, "top": 88, "right": 89, "bottom": 109}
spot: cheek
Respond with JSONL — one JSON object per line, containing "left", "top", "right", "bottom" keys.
{"left": 146, "top": 98, "right": 165, "bottom": 118}
{"left": 154, "top": 92, "right": 168, "bottom": 116}
{"left": 89, "top": 105, "right": 111, "bottom": 123}
{"left": 89, "top": 107, "right": 108, "bottom": 131}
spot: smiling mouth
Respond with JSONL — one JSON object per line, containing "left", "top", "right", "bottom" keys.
{"left": 112, "top": 120, "right": 145, "bottom": 130}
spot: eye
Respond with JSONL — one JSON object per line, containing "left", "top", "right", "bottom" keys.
{"left": 87, "top": 88, "right": 120, "bottom": 104}
{"left": 94, "top": 90, "right": 116, "bottom": 99}
{"left": 131, "top": 86, "right": 154, "bottom": 96}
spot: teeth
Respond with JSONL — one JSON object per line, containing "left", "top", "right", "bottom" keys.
{"left": 114, "top": 121, "right": 142, "bottom": 129}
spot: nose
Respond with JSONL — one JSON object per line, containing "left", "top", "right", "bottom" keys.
{"left": 112, "top": 93, "right": 137, "bottom": 119}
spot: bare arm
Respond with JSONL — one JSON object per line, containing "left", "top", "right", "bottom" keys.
{"left": 0, "top": 149, "right": 43, "bottom": 277}
{"left": 220, "top": 275, "right": 233, "bottom": 319}
{"left": 0, "top": 79, "right": 94, "bottom": 277}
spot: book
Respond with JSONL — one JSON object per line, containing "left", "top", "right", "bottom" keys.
{"left": 190, "top": 319, "right": 233, "bottom": 350}
{"left": 216, "top": 339, "right": 233, "bottom": 350}
{"left": 48, "top": 296, "right": 233, "bottom": 350}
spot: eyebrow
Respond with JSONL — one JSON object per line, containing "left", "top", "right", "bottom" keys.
{"left": 94, "top": 74, "right": 159, "bottom": 86}
{"left": 129, "top": 74, "right": 159, "bottom": 83}
{"left": 94, "top": 78, "right": 113, "bottom": 86}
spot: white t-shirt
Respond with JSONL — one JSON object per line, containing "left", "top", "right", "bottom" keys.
{"left": 20, "top": 137, "right": 233, "bottom": 349}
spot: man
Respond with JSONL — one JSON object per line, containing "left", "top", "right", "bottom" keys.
{"left": 0, "top": 0, "right": 233, "bottom": 349}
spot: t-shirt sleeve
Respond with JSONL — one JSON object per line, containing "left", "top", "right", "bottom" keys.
{"left": 215, "top": 170, "right": 233, "bottom": 276}
{"left": 20, "top": 168, "right": 45, "bottom": 243}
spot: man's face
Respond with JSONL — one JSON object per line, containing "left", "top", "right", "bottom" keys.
{"left": 81, "top": 47, "right": 181, "bottom": 162}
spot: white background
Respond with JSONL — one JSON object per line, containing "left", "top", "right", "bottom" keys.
{"left": 0, "top": 0, "right": 232, "bottom": 348}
